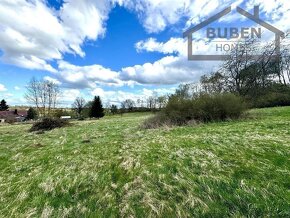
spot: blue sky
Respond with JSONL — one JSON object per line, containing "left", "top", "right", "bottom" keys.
{"left": 0, "top": 0, "right": 289, "bottom": 106}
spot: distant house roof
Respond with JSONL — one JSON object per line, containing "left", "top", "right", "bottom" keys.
{"left": 0, "top": 110, "right": 28, "bottom": 118}
{"left": 17, "top": 110, "right": 28, "bottom": 117}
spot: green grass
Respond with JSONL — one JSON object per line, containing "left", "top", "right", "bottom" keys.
{"left": 0, "top": 107, "right": 289, "bottom": 217}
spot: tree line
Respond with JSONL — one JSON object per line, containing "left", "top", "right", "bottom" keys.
{"left": 22, "top": 77, "right": 169, "bottom": 120}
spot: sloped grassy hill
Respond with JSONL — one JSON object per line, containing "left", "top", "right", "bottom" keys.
{"left": 0, "top": 107, "right": 289, "bottom": 217}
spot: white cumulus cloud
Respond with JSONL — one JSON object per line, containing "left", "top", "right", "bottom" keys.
{"left": 56, "top": 61, "right": 122, "bottom": 88}
{"left": 0, "top": 84, "right": 7, "bottom": 92}
{"left": 44, "top": 76, "right": 62, "bottom": 85}
{"left": 0, "top": 0, "right": 112, "bottom": 72}
{"left": 136, "top": 38, "right": 187, "bottom": 55}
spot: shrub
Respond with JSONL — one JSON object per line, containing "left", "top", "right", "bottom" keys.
{"left": 143, "top": 93, "right": 247, "bottom": 129}
{"left": 30, "top": 118, "right": 71, "bottom": 132}
{"left": 245, "top": 84, "right": 290, "bottom": 108}
{"left": 195, "top": 93, "right": 247, "bottom": 122}
{"left": 26, "top": 107, "right": 38, "bottom": 120}
{"left": 252, "top": 92, "right": 290, "bottom": 108}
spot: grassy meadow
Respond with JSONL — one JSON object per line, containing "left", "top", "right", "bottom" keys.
{"left": 0, "top": 107, "right": 289, "bottom": 217}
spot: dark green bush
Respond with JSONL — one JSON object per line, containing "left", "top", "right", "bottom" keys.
{"left": 30, "top": 118, "right": 70, "bottom": 132}
{"left": 244, "top": 84, "right": 290, "bottom": 108}
{"left": 143, "top": 93, "right": 247, "bottom": 129}
{"left": 252, "top": 92, "right": 290, "bottom": 108}
{"left": 245, "top": 83, "right": 290, "bottom": 108}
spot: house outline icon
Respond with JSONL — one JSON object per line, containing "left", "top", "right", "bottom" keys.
{"left": 183, "top": 6, "right": 285, "bottom": 61}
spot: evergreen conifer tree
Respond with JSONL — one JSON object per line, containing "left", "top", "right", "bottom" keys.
{"left": 0, "top": 99, "right": 9, "bottom": 111}
{"left": 89, "top": 96, "right": 104, "bottom": 118}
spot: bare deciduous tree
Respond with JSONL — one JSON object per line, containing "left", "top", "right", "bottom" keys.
{"left": 121, "top": 99, "right": 135, "bottom": 111}
{"left": 146, "top": 96, "right": 155, "bottom": 110}
{"left": 25, "top": 78, "right": 60, "bottom": 117}
{"left": 72, "top": 97, "right": 86, "bottom": 118}
{"left": 157, "top": 96, "right": 168, "bottom": 109}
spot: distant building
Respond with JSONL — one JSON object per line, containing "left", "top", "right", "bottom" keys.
{"left": 0, "top": 110, "right": 28, "bottom": 123}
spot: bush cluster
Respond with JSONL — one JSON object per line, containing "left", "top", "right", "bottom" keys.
{"left": 246, "top": 85, "right": 290, "bottom": 108}
{"left": 30, "top": 118, "right": 70, "bottom": 132}
{"left": 252, "top": 92, "right": 290, "bottom": 108}
{"left": 143, "top": 93, "right": 247, "bottom": 129}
